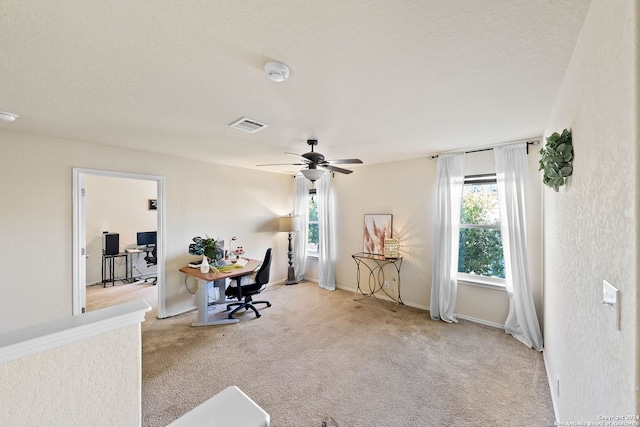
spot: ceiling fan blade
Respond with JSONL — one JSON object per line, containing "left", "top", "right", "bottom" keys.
{"left": 325, "top": 158, "right": 363, "bottom": 165}
{"left": 320, "top": 164, "right": 353, "bottom": 174}
{"left": 256, "top": 162, "right": 307, "bottom": 166}
{"left": 285, "top": 152, "right": 311, "bottom": 162}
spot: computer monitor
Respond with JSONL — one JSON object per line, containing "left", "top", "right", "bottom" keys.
{"left": 136, "top": 231, "right": 157, "bottom": 247}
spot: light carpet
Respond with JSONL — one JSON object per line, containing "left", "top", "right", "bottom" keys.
{"left": 89, "top": 281, "right": 555, "bottom": 426}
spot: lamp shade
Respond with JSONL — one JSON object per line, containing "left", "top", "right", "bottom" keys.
{"left": 279, "top": 216, "right": 299, "bottom": 232}
{"left": 301, "top": 168, "right": 325, "bottom": 182}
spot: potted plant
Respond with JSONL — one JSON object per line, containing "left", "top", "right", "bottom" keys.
{"left": 539, "top": 129, "right": 574, "bottom": 192}
{"left": 188, "top": 236, "right": 222, "bottom": 262}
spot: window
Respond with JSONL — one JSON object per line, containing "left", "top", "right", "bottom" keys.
{"left": 457, "top": 174, "right": 505, "bottom": 286}
{"left": 308, "top": 190, "right": 319, "bottom": 255}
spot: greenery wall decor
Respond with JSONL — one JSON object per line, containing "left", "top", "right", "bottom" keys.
{"left": 539, "top": 129, "right": 574, "bottom": 192}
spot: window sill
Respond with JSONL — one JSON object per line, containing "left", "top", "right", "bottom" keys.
{"left": 307, "top": 252, "right": 319, "bottom": 259}
{"left": 457, "top": 274, "right": 506, "bottom": 291}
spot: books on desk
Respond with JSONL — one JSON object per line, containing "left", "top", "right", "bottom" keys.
{"left": 188, "top": 258, "right": 248, "bottom": 269}
{"left": 234, "top": 258, "right": 248, "bottom": 268}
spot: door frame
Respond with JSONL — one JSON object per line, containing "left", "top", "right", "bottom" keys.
{"left": 72, "top": 168, "right": 166, "bottom": 317}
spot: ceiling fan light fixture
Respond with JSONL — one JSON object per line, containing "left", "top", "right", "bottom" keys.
{"left": 301, "top": 168, "right": 325, "bottom": 182}
{"left": 0, "top": 111, "right": 18, "bottom": 122}
{"left": 264, "top": 61, "right": 290, "bottom": 82}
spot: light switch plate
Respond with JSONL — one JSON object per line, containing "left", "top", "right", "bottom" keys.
{"left": 602, "top": 280, "right": 620, "bottom": 330}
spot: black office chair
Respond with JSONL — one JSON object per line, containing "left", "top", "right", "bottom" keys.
{"left": 143, "top": 245, "right": 157, "bottom": 285}
{"left": 225, "top": 248, "right": 272, "bottom": 319}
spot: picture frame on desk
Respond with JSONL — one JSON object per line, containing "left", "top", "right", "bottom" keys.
{"left": 363, "top": 214, "right": 392, "bottom": 255}
{"left": 148, "top": 199, "right": 158, "bottom": 210}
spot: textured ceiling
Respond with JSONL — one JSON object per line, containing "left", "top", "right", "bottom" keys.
{"left": 0, "top": 1, "right": 591, "bottom": 174}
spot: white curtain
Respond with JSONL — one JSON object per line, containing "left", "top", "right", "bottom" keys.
{"left": 430, "top": 153, "right": 465, "bottom": 323}
{"left": 494, "top": 142, "right": 543, "bottom": 351}
{"left": 317, "top": 173, "right": 336, "bottom": 290}
{"left": 293, "top": 175, "right": 309, "bottom": 281}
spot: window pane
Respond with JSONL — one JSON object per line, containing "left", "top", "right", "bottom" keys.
{"left": 458, "top": 228, "right": 505, "bottom": 279}
{"left": 309, "top": 196, "right": 318, "bottom": 221}
{"left": 308, "top": 194, "right": 319, "bottom": 253}
{"left": 308, "top": 222, "right": 319, "bottom": 253}
{"left": 460, "top": 182, "right": 500, "bottom": 225}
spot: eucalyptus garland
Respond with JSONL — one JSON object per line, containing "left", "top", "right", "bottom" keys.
{"left": 539, "top": 129, "right": 573, "bottom": 192}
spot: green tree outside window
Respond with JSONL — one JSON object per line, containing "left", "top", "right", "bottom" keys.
{"left": 458, "top": 179, "right": 505, "bottom": 279}
{"left": 308, "top": 194, "right": 319, "bottom": 253}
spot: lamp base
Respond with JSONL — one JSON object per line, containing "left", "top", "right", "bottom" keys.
{"left": 285, "top": 266, "right": 298, "bottom": 285}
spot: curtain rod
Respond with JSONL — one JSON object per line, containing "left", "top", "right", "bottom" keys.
{"left": 427, "top": 137, "right": 542, "bottom": 159}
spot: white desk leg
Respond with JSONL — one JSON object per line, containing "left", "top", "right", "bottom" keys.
{"left": 191, "top": 278, "right": 239, "bottom": 327}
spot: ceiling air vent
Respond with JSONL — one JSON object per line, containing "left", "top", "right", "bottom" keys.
{"left": 229, "top": 117, "right": 268, "bottom": 133}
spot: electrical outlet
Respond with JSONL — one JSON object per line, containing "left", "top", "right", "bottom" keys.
{"left": 383, "top": 281, "right": 390, "bottom": 289}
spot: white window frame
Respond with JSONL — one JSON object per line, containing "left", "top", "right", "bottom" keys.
{"left": 457, "top": 174, "right": 506, "bottom": 290}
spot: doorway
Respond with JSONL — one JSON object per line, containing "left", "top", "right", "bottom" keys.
{"left": 72, "top": 168, "right": 166, "bottom": 318}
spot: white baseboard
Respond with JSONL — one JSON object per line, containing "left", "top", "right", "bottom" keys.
{"left": 543, "top": 350, "right": 560, "bottom": 422}
{"left": 323, "top": 283, "right": 504, "bottom": 329}
{"left": 454, "top": 313, "right": 504, "bottom": 329}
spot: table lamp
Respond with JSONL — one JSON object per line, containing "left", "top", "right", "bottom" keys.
{"left": 279, "top": 215, "right": 300, "bottom": 285}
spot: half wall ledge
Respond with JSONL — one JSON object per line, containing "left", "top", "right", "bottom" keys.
{"left": 0, "top": 299, "right": 151, "bottom": 365}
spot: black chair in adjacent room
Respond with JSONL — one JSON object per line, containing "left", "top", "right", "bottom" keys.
{"left": 225, "top": 248, "right": 272, "bottom": 319}
{"left": 143, "top": 245, "right": 158, "bottom": 285}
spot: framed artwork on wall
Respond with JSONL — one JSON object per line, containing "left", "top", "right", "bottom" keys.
{"left": 363, "top": 214, "right": 392, "bottom": 255}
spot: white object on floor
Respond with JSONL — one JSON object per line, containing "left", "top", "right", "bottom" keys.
{"left": 167, "top": 386, "right": 270, "bottom": 427}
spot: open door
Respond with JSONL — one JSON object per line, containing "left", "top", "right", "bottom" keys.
{"left": 72, "top": 168, "right": 166, "bottom": 318}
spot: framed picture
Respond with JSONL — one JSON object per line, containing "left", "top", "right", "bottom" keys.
{"left": 363, "top": 214, "right": 392, "bottom": 255}
{"left": 148, "top": 199, "right": 158, "bottom": 210}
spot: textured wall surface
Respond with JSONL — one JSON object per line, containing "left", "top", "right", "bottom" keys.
{"left": 0, "top": 131, "right": 293, "bottom": 333}
{"left": 332, "top": 148, "right": 543, "bottom": 328}
{"left": 543, "top": 0, "right": 638, "bottom": 420}
{"left": 0, "top": 325, "right": 141, "bottom": 426}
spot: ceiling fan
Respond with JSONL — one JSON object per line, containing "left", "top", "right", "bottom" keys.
{"left": 258, "top": 139, "right": 363, "bottom": 181}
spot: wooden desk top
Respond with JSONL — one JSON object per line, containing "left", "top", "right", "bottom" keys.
{"left": 179, "top": 258, "right": 261, "bottom": 281}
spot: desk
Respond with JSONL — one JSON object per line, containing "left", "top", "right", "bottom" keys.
{"left": 125, "top": 247, "right": 155, "bottom": 283}
{"left": 180, "top": 258, "right": 261, "bottom": 326}
{"left": 351, "top": 252, "right": 403, "bottom": 311}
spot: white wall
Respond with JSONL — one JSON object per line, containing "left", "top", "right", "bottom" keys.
{"left": 85, "top": 175, "right": 158, "bottom": 285}
{"left": 543, "top": 0, "right": 638, "bottom": 420}
{"left": 330, "top": 149, "right": 543, "bottom": 328}
{"left": 0, "top": 130, "right": 293, "bottom": 333}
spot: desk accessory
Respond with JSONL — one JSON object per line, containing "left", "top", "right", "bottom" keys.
{"left": 200, "top": 255, "right": 209, "bottom": 273}
{"left": 384, "top": 238, "right": 399, "bottom": 259}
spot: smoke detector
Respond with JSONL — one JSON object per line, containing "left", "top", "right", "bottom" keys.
{"left": 264, "top": 61, "right": 290, "bottom": 82}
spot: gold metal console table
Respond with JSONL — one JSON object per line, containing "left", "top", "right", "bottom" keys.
{"left": 351, "top": 252, "right": 403, "bottom": 311}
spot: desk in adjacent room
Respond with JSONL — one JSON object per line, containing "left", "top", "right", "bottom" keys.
{"left": 179, "top": 258, "right": 261, "bottom": 326}
{"left": 125, "top": 246, "right": 155, "bottom": 282}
